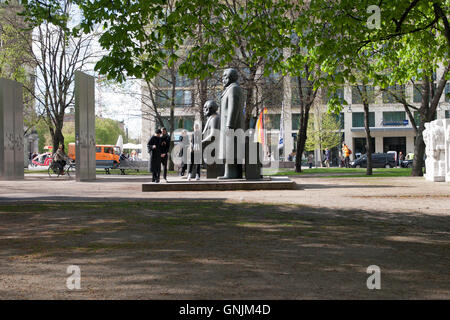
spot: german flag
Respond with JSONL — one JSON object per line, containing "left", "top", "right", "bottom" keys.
{"left": 255, "top": 107, "right": 267, "bottom": 145}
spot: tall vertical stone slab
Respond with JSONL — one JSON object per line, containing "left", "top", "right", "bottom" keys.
{"left": 75, "top": 71, "right": 96, "bottom": 181}
{"left": 0, "top": 78, "right": 24, "bottom": 180}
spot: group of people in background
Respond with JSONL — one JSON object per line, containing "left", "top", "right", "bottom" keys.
{"left": 147, "top": 127, "right": 171, "bottom": 183}
{"left": 287, "top": 143, "right": 350, "bottom": 169}
{"left": 120, "top": 150, "right": 139, "bottom": 161}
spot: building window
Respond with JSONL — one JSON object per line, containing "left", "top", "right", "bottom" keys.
{"left": 184, "top": 90, "right": 192, "bottom": 105}
{"left": 155, "top": 90, "right": 170, "bottom": 106}
{"left": 382, "top": 85, "right": 405, "bottom": 103}
{"left": 383, "top": 111, "right": 406, "bottom": 126}
{"left": 352, "top": 112, "right": 375, "bottom": 127}
{"left": 414, "top": 111, "right": 421, "bottom": 126}
{"left": 353, "top": 137, "right": 375, "bottom": 155}
{"left": 352, "top": 86, "right": 375, "bottom": 104}
{"left": 322, "top": 87, "right": 345, "bottom": 104}
{"left": 156, "top": 70, "right": 171, "bottom": 87}
{"left": 175, "top": 90, "right": 183, "bottom": 106}
{"left": 161, "top": 116, "right": 195, "bottom": 131}
{"left": 265, "top": 114, "right": 281, "bottom": 130}
{"left": 291, "top": 78, "right": 313, "bottom": 107}
{"left": 413, "top": 83, "right": 437, "bottom": 103}
{"left": 413, "top": 85, "right": 422, "bottom": 103}
{"left": 413, "top": 111, "right": 437, "bottom": 126}
{"left": 332, "top": 113, "right": 345, "bottom": 129}
{"left": 173, "top": 90, "right": 192, "bottom": 108}
{"left": 176, "top": 74, "right": 192, "bottom": 87}
{"left": 292, "top": 113, "right": 300, "bottom": 131}
{"left": 383, "top": 137, "right": 406, "bottom": 155}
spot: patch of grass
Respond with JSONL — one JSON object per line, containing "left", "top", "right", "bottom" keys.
{"left": 24, "top": 169, "right": 48, "bottom": 174}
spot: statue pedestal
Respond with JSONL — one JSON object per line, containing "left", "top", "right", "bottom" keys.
{"left": 425, "top": 173, "right": 445, "bottom": 182}
{"left": 206, "top": 163, "right": 224, "bottom": 179}
{"left": 142, "top": 176, "right": 295, "bottom": 192}
{"left": 245, "top": 136, "right": 262, "bottom": 180}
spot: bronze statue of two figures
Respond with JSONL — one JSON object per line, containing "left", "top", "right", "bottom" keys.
{"left": 198, "top": 68, "right": 262, "bottom": 180}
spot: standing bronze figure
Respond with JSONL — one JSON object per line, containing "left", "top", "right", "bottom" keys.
{"left": 218, "top": 68, "right": 245, "bottom": 179}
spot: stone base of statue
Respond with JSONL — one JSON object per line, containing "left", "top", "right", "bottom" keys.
{"left": 245, "top": 136, "right": 262, "bottom": 180}
{"left": 425, "top": 172, "right": 445, "bottom": 182}
{"left": 206, "top": 163, "right": 225, "bottom": 179}
{"left": 142, "top": 176, "right": 295, "bottom": 192}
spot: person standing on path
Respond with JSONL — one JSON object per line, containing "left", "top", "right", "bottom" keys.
{"left": 178, "top": 130, "right": 189, "bottom": 177}
{"left": 147, "top": 129, "right": 162, "bottom": 183}
{"left": 398, "top": 151, "right": 404, "bottom": 167}
{"left": 160, "top": 127, "right": 171, "bottom": 181}
{"left": 307, "top": 153, "right": 314, "bottom": 169}
{"left": 324, "top": 148, "right": 330, "bottom": 168}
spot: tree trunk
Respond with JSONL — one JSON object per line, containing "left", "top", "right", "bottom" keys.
{"left": 410, "top": 63, "right": 448, "bottom": 176}
{"left": 412, "top": 76, "right": 431, "bottom": 176}
{"left": 244, "top": 68, "right": 257, "bottom": 131}
{"left": 295, "top": 111, "right": 310, "bottom": 172}
{"left": 412, "top": 123, "right": 426, "bottom": 176}
{"left": 199, "top": 78, "right": 208, "bottom": 124}
{"left": 51, "top": 126, "right": 64, "bottom": 154}
{"left": 363, "top": 102, "right": 373, "bottom": 175}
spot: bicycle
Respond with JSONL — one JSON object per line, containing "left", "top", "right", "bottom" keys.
{"left": 48, "top": 160, "right": 75, "bottom": 178}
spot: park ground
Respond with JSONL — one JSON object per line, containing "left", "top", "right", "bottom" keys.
{"left": 0, "top": 169, "right": 449, "bottom": 299}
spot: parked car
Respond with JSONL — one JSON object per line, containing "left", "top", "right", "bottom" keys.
{"left": 401, "top": 153, "right": 425, "bottom": 168}
{"left": 401, "top": 160, "right": 412, "bottom": 168}
{"left": 350, "top": 153, "right": 396, "bottom": 168}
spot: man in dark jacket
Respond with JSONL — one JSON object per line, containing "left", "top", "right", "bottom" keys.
{"left": 160, "top": 127, "right": 171, "bottom": 181}
{"left": 147, "top": 129, "right": 162, "bottom": 183}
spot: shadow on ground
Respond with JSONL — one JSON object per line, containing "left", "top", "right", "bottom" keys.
{"left": 0, "top": 200, "right": 448, "bottom": 299}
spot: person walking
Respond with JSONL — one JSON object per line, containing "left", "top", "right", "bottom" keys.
{"left": 342, "top": 143, "right": 351, "bottom": 168}
{"left": 398, "top": 151, "right": 404, "bottom": 167}
{"left": 307, "top": 153, "right": 314, "bottom": 169}
{"left": 160, "top": 127, "right": 171, "bottom": 181}
{"left": 147, "top": 129, "right": 162, "bottom": 183}
{"left": 324, "top": 148, "right": 330, "bottom": 168}
{"left": 178, "top": 130, "right": 189, "bottom": 177}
